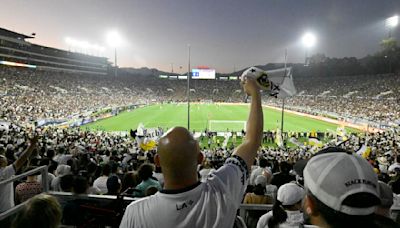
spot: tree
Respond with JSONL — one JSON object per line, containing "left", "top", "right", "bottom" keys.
{"left": 378, "top": 38, "right": 399, "bottom": 73}
{"left": 380, "top": 38, "right": 397, "bottom": 53}
{"left": 309, "top": 53, "right": 327, "bottom": 65}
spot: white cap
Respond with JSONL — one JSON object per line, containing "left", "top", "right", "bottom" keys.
{"left": 255, "top": 175, "right": 268, "bottom": 187}
{"left": 277, "top": 183, "right": 305, "bottom": 206}
{"left": 304, "top": 153, "right": 379, "bottom": 215}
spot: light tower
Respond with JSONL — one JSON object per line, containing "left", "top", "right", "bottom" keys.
{"left": 384, "top": 16, "right": 398, "bottom": 74}
{"left": 106, "top": 30, "right": 122, "bottom": 77}
{"left": 301, "top": 32, "right": 317, "bottom": 66}
{"left": 386, "top": 15, "right": 399, "bottom": 38}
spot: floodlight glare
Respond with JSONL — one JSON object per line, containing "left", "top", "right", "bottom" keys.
{"left": 80, "top": 41, "right": 90, "bottom": 49}
{"left": 106, "top": 30, "right": 122, "bottom": 76}
{"left": 386, "top": 15, "right": 399, "bottom": 28}
{"left": 65, "top": 37, "right": 81, "bottom": 47}
{"left": 302, "top": 32, "right": 316, "bottom": 48}
{"left": 65, "top": 37, "right": 72, "bottom": 44}
{"left": 64, "top": 37, "right": 105, "bottom": 54}
{"left": 92, "top": 44, "right": 101, "bottom": 51}
{"left": 106, "top": 30, "right": 122, "bottom": 47}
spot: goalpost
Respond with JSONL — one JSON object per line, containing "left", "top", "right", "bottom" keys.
{"left": 208, "top": 120, "right": 247, "bottom": 132}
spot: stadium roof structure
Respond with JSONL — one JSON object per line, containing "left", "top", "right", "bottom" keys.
{"left": 0, "top": 27, "right": 109, "bottom": 75}
{"left": 0, "top": 27, "right": 34, "bottom": 40}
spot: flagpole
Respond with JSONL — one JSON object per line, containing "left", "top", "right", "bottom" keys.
{"left": 281, "top": 98, "right": 285, "bottom": 135}
{"left": 187, "top": 44, "right": 191, "bottom": 131}
{"left": 280, "top": 49, "right": 287, "bottom": 146}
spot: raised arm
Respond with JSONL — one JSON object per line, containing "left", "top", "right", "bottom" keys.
{"left": 14, "top": 136, "right": 38, "bottom": 171}
{"left": 233, "top": 77, "right": 263, "bottom": 170}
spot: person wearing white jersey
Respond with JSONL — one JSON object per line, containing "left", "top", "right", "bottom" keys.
{"left": 120, "top": 77, "right": 263, "bottom": 228}
{"left": 0, "top": 136, "right": 37, "bottom": 212}
{"left": 257, "top": 183, "right": 305, "bottom": 228}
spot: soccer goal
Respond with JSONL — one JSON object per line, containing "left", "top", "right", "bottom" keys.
{"left": 208, "top": 120, "right": 247, "bottom": 132}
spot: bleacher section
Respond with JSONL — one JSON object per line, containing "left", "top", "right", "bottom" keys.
{"left": 0, "top": 27, "right": 109, "bottom": 75}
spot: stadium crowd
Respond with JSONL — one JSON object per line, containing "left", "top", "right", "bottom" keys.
{"left": 0, "top": 107, "right": 400, "bottom": 227}
{"left": 2, "top": 65, "right": 399, "bottom": 128}
{"left": 269, "top": 73, "right": 400, "bottom": 125}
{"left": 0, "top": 66, "right": 158, "bottom": 125}
{"left": 1, "top": 65, "right": 400, "bottom": 227}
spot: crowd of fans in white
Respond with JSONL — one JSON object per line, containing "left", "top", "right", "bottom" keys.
{"left": 0, "top": 66, "right": 400, "bottom": 228}
{"left": 268, "top": 73, "right": 400, "bottom": 125}
{"left": 1, "top": 66, "right": 399, "bottom": 127}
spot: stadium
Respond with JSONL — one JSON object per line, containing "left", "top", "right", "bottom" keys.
{"left": 0, "top": 1, "right": 400, "bottom": 228}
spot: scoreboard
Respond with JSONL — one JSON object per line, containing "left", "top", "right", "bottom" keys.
{"left": 192, "top": 68, "right": 215, "bottom": 80}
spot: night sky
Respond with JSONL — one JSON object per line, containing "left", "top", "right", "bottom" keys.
{"left": 1, "top": 0, "right": 399, "bottom": 73}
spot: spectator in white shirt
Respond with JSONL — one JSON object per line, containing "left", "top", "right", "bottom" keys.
{"left": 93, "top": 163, "right": 111, "bottom": 194}
{"left": 0, "top": 136, "right": 37, "bottom": 212}
{"left": 250, "top": 157, "right": 271, "bottom": 186}
{"left": 198, "top": 159, "right": 216, "bottom": 182}
{"left": 257, "top": 183, "right": 305, "bottom": 228}
{"left": 120, "top": 77, "right": 263, "bottom": 228}
{"left": 51, "top": 165, "right": 71, "bottom": 191}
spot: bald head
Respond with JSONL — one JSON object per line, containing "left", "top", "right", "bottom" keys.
{"left": 156, "top": 127, "right": 202, "bottom": 187}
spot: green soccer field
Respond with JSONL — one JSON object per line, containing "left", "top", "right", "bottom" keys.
{"left": 82, "top": 103, "right": 356, "bottom": 133}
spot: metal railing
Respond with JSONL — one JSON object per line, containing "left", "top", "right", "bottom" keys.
{"left": 239, "top": 203, "right": 400, "bottom": 226}
{"left": 49, "top": 191, "right": 136, "bottom": 202}
{"left": 239, "top": 204, "right": 273, "bottom": 219}
{"left": 3, "top": 170, "right": 400, "bottom": 225}
{"left": 0, "top": 165, "right": 48, "bottom": 221}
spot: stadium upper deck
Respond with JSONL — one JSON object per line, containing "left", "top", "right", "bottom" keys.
{"left": 0, "top": 27, "right": 109, "bottom": 75}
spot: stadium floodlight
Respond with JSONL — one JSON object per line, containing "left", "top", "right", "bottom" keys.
{"left": 65, "top": 37, "right": 80, "bottom": 52}
{"left": 301, "top": 32, "right": 317, "bottom": 48}
{"left": 106, "top": 30, "right": 122, "bottom": 77}
{"left": 80, "top": 41, "right": 90, "bottom": 53}
{"left": 64, "top": 37, "right": 105, "bottom": 55}
{"left": 301, "top": 32, "right": 317, "bottom": 66}
{"left": 93, "top": 44, "right": 101, "bottom": 50}
{"left": 106, "top": 30, "right": 122, "bottom": 48}
{"left": 92, "top": 44, "right": 106, "bottom": 53}
{"left": 386, "top": 15, "right": 399, "bottom": 28}
{"left": 65, "top": 37, "right": 73, "bottom": 45}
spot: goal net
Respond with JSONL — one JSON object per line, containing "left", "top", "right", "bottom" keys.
{"left": 208, "top": 120, "right": 247, "bottom": 132}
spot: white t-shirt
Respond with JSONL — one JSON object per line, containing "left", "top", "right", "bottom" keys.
{"left": 93, "top": 176, "right": 109, "bottom": 194}
{"left": 0, "top": 165, "right": 16, "bottom": 212}
{"left": 257, "top": 210, "right": 304, "bottom": 228}
{"left": 250, "top": 167, "right": 270, "bottom": 186}
{"left": 120, "top": 156, "right": 248, "bottom": 228}
{"left": 54, "top": 154, "right": 73, "bottom": 165}
{"left": 37, "top": 172, "right": 55, "bottom": 190}
{"left": 265, "top": 184, "right": 278, "bottom": 199}
{"left": 102, "top": 155, "right": 111, "bottom": 164}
